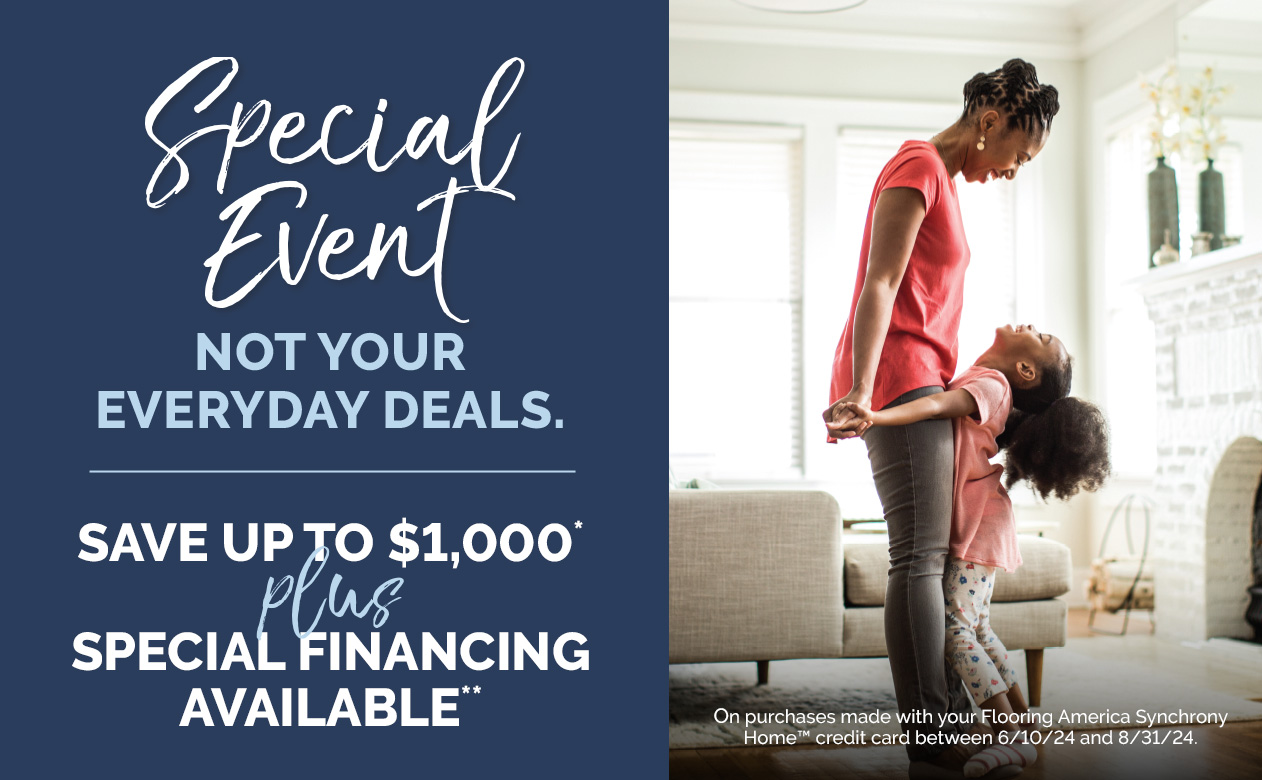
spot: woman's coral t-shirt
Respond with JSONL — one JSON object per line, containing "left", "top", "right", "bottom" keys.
{"left": 950, "top": 365, "right": 1022, "bottom": 573}
{"left": 828, "top": 140, "right": 970, "bottom": 439}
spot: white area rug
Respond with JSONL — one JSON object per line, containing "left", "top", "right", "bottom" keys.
{"left": 669, "top": 647, "right": 1262, "bottom": 749}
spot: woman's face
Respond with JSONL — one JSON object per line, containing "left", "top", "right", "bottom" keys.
{"left": 962, "top": 111, "right": 1049, "bottom": 184}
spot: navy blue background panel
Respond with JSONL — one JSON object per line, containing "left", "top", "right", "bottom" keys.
{"left": 6, "top": 2, "right": 666, "bottom": 777}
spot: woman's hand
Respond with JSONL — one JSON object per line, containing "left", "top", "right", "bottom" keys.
{"left": 823, "top": 390, "right": 873, "bottom": 439}
{"left": 836, "top": 402, "right": 877, "bottom": 433}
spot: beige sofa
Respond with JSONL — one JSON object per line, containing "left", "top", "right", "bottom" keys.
{"left": 668, "top": 489, "right": 1072, "bottom": 705}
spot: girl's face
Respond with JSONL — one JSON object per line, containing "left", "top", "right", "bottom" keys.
{"left": 988, "top": 323, "right": 1067, "bottom": 387}
{"left": 962, "top": 112, "right": 1048, "bottom": 184}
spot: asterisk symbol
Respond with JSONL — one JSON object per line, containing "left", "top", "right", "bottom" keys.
{"left": 462, "top": 686, "right": 470, "bottom": 693}
{"left": 574, "top": 520, "right": 583, "bottom": 529}
{"left": 473, "top": 686, "right": 482, "bottom": 694}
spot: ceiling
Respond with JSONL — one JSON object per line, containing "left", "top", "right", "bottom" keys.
{"left": 1186, "top": 0, "right": 1262, "bottom": 22}
{"left": 669, "top": 0, "right": 1188, "bottom": 60}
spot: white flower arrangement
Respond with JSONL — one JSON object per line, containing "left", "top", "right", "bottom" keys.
{"left": 1139, "top": 63, "right": 1183, "bottom": 162}
{"left": 1182, "top": 66, "right": 1233, "bottom": 164}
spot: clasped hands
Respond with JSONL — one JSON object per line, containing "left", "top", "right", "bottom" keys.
{"left": 822, "top": 392, "right": 876, "bottom": 439}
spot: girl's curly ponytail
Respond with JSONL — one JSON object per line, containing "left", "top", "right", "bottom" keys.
{"left": 997, "top": 356, "right": 1111, "bottom": 500}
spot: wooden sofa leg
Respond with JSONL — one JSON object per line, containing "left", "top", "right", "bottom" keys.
{"left": 757, "top": 661, "right": 769, "bottom": 685}
{"left": 1026, "top": 649, "right": 1043, "bottom": 707}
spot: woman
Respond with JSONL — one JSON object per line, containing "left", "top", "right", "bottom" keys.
{"left": 824, "top": 59, "right": 1059, "bottom": 778}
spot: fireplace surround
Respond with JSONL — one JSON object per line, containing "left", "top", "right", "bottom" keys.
{"left": 1140, "top": 244, "right": 1262, "bottom": 643}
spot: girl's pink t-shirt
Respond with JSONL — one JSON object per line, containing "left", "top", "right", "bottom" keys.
{"left": 949, "top": 365, "right": 1022, "bottom": 572}
{"left": 828, "top": 140, "right": 970, "bottom": 441}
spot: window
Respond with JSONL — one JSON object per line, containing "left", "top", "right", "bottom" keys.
{"left": 1102, "top": 119, "right": 1245, "bottom": 476}
{"left": 1102, "top": 123, "right": 1160, "bottom": 478}
{"left": 669, "top": 123, "right": 804, "bottom": 479}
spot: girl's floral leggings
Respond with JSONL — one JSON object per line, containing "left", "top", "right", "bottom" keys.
{"left": 945, "top": 557, "right": 1020, "bottom": 706}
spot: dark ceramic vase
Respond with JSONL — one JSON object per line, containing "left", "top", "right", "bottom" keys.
{"left": 1199, "top": 159, "right": 1225, "bottom": 252}
{"left": 1148, "top": 157, "right": 1179, "bottom": 267}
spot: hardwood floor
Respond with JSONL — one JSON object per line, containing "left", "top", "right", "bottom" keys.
{"left": 670, "top": 609, "right": 1262, "bottom": 779}
{"left": 1065, "top": 605, "right": 1154, "bottom": 638}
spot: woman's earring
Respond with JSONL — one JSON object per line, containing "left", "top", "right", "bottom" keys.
{"left": 976, "top": 135, "right": 986, "bottom": 151}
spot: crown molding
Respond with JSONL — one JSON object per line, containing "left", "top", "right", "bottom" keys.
{"left": 671, "top": 0, "right": 1192, "bottom": 62}
{"left": 669, "top": 21, "right": 1079, "bottom": 60}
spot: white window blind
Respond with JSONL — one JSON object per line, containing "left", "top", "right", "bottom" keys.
{"left": 835, "top": 128, "right": 1018, "bottom": 375}
{"left": 669, "top": 123, "right": 804, "bottom": 479}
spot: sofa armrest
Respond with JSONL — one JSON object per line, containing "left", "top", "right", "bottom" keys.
{"left": 669, "top": 489, "right": 844, "bottom": 663}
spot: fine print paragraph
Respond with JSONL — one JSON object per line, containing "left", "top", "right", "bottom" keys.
{"left": 716, "top": 707, "right": 1231, "bottom": 747}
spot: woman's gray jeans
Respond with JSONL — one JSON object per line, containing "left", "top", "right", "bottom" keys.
{"left": 863, "top": 385, "right": 973, "bottom": 760}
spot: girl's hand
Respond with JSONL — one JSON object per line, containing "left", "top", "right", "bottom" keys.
{"left": 831, "top": 402, "right": 876, "bottom": 437}
{"left": 824, "top": 392, "right": 873, "bottom": 439}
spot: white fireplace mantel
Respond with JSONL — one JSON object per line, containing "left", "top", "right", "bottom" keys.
{"left": 1133, "top": 242, "right": 1262, "bottom": 297}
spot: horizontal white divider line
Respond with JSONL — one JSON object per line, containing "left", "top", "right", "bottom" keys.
{"left": 89, "top": 469, "right": 577, "bottom": 475}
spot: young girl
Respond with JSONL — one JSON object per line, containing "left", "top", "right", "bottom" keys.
{"left": 836, "top": 323, "right": 1110, "bottom": 777}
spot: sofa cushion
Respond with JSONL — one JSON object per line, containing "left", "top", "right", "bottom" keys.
{"left": 843, "top": 539, "right": 895, "bottom": 607}
{"left": 842, "top": 598, "right": 1068, "bottom": 657}
{"left": 844, "top": 535, "right": 1072, "bottom": 606}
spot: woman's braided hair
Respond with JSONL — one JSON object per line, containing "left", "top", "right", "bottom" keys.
{"left": 963, "top": 59, "right": 1060, "bottom": 136}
